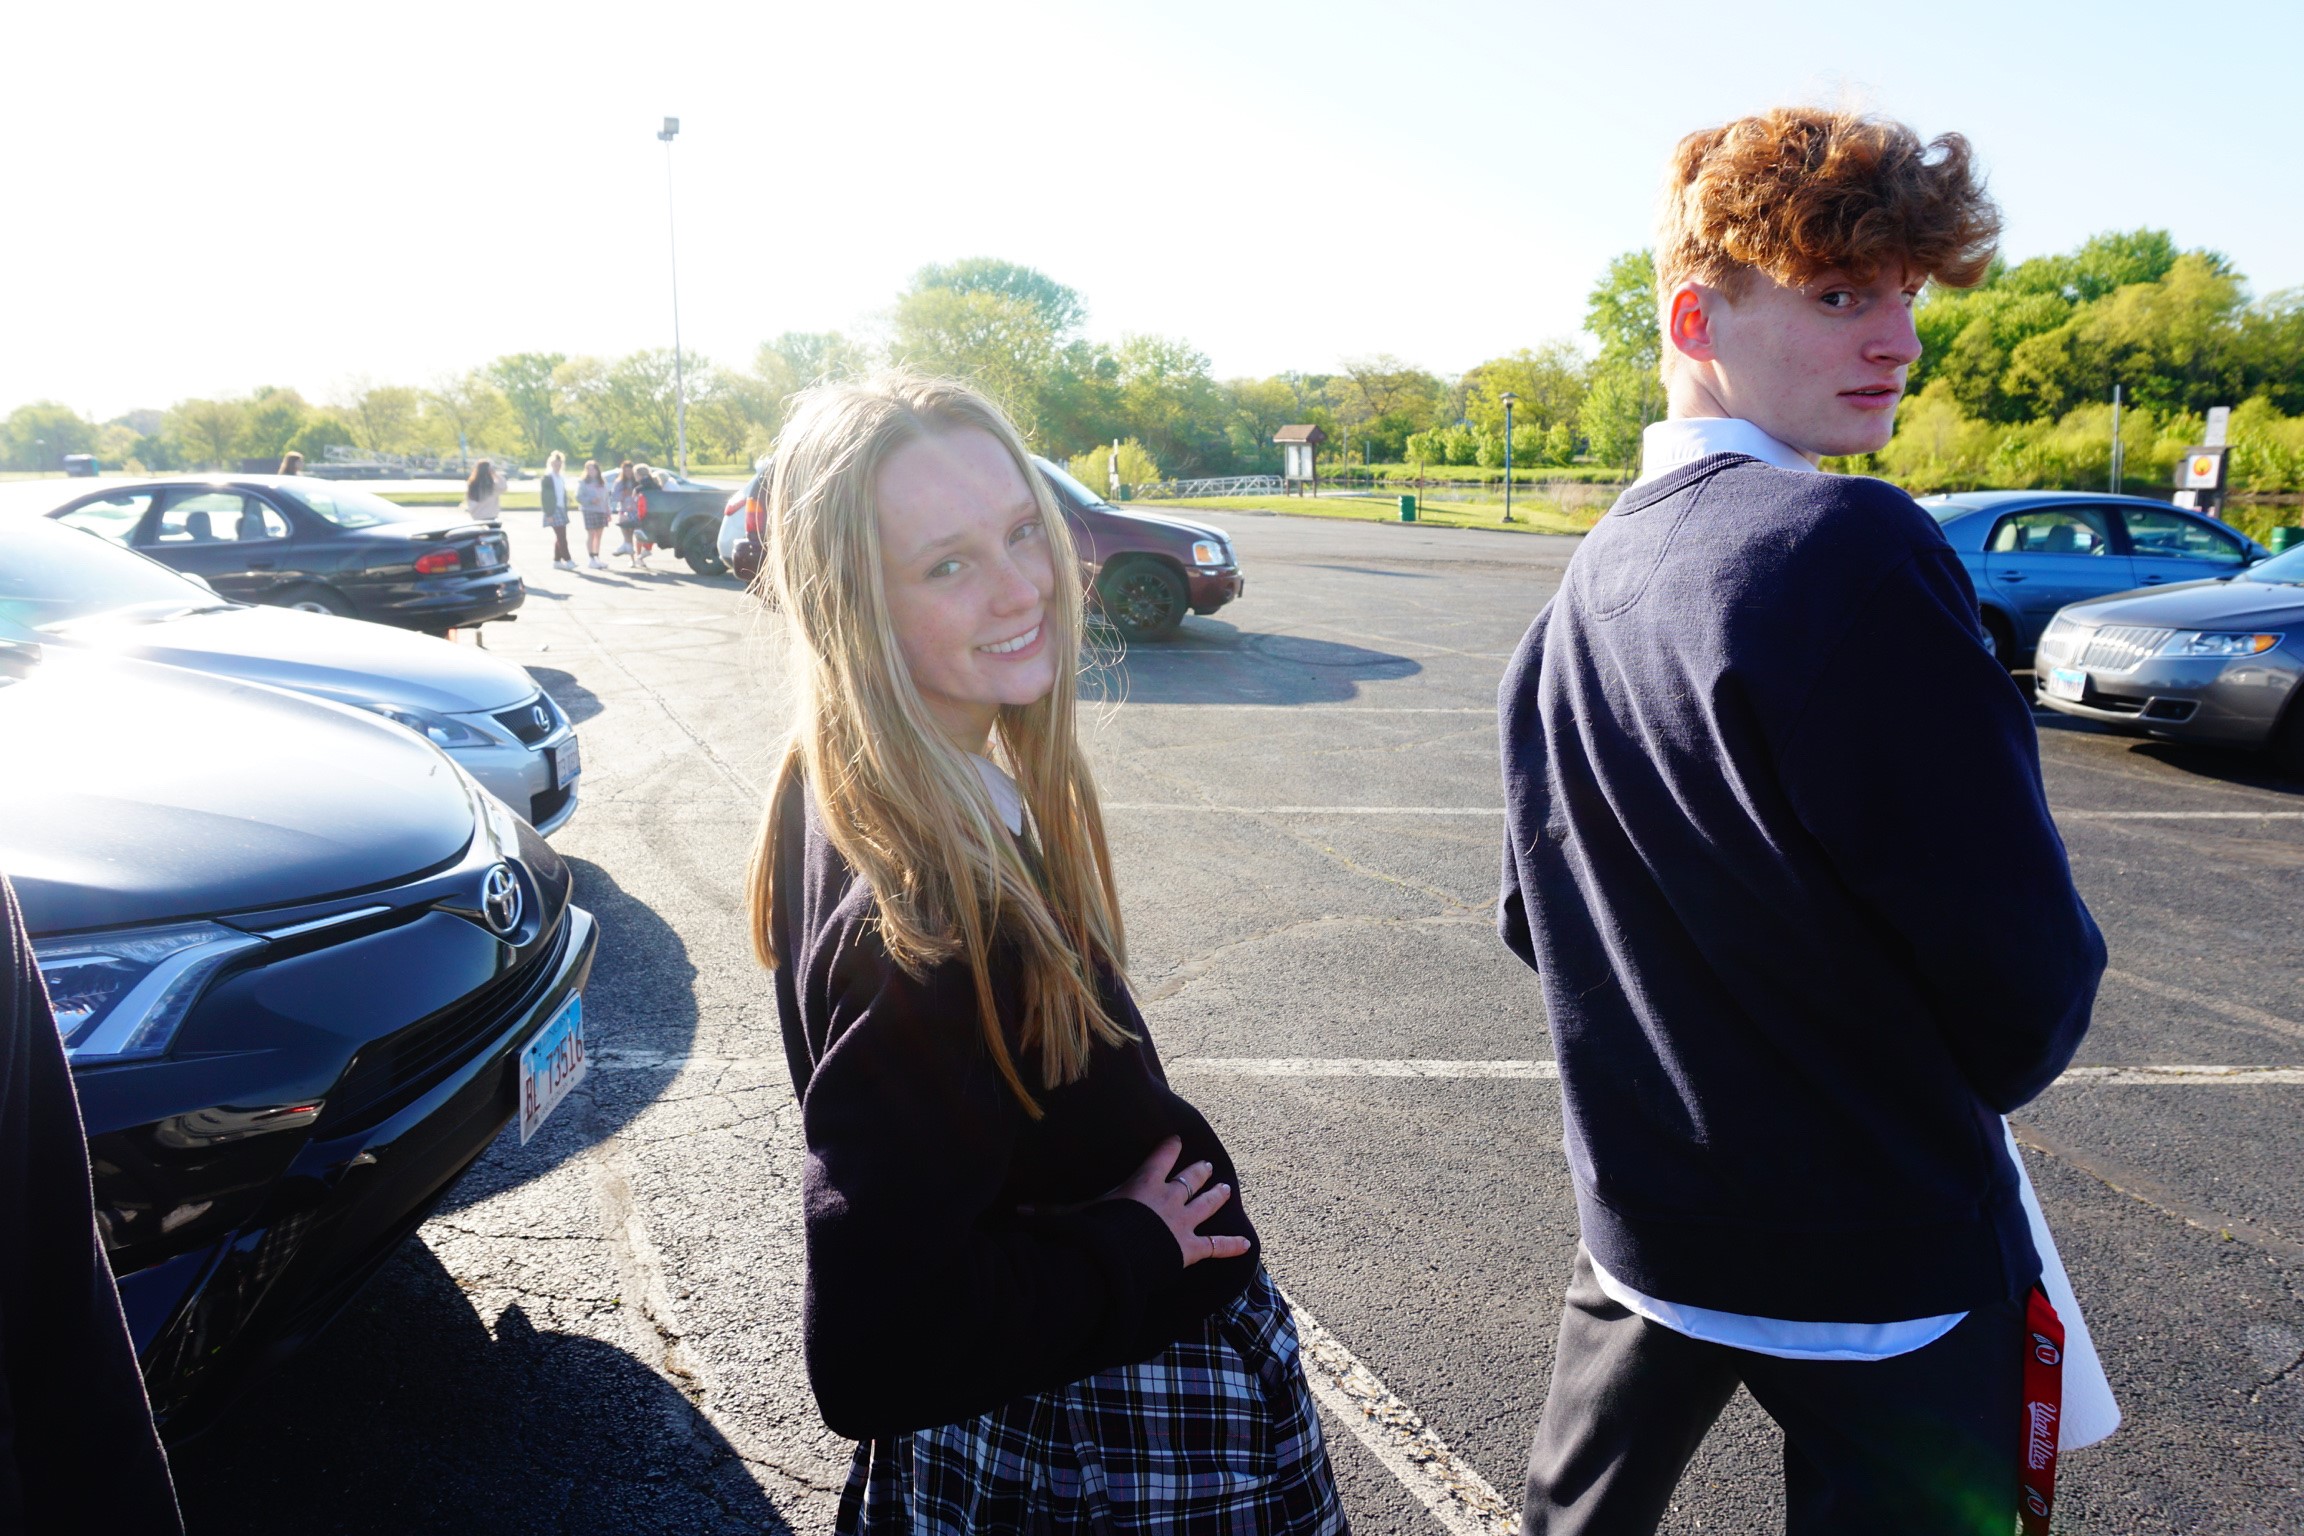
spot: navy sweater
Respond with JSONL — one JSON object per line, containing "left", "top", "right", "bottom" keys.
{"left": 1498, "top": 455, "right": 2105, "bottom": 1323}
{"left": 769, "top": 775, "right": 1257, "bottom": 1440}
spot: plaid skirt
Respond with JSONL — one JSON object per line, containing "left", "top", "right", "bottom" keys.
{"left": 836, "top": 1268, "right": 1347, "bottom": 1535}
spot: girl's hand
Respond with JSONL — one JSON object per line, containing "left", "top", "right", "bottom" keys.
{"left": 1110, "top": 1136, "right": 1251, "bottom": 1268}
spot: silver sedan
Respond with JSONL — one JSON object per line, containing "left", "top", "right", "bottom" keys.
{"left": 2034, "top": 542, "right": 2304, "bottom": 774}
{"left": 2, "top": 516, "right": 584, "bottom": 831}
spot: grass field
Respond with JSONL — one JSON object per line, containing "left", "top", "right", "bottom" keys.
{"left": 1159, "top": 492, "right": 1600, "bottom": 536}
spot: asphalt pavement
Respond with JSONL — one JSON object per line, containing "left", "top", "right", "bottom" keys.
{"left": 171, "top": 510, "right": 2303, "bottom": 1534}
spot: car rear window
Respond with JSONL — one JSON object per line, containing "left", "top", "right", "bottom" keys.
{"left": 284, "top": 481, "right": 436, "bottom": 528}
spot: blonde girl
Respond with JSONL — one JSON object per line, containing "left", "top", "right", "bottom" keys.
{"left": 749, "top": 374, "right": 1345, "bottom": 1534}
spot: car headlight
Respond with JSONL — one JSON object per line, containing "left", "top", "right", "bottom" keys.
{"left": 35, "top": 922, "right": 265, "bottom": 1065}
{"left": 363, "top": 702, "right": 497, "bottom": 748}
{"left": 2158, "top": 631, "right": 2284, "bottom": 658}
{"left": 1190, "top": 539, "right": 1231, "bottom": 568}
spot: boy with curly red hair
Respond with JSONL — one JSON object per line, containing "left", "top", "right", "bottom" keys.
{"left": 1498, "top": 108, "right": 2116, "bottom": 1534}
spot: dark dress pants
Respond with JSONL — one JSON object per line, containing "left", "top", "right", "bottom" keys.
{"left": 1520, "top": 1245, "right": 2023, "bottom": 1536}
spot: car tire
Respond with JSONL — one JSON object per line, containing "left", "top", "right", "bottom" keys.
{"left": 2273, "top": 702, "right": 2304, "bottom": 779}
{"left": 276, "top": 583, "right": 354, "bottom": 618}
{"left": 1097, "top": 558, "right": 1188, "bottom": 642}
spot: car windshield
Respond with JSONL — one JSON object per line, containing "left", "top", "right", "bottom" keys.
{"left": 1035, "top": 457, "right": 1111, "bottom": 508}
{"left": 0, "top": 518, "right": 228, "bottom": 630}
{"left": 284, "top": 481, "right": 436, "bottom": 528}
{"left": 2241, "top": 545, "right": 2304, "bottom": 585}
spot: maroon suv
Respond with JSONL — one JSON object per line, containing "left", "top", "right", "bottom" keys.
{"left": 730, "top": 456, "right": 1244, "bottom": 642}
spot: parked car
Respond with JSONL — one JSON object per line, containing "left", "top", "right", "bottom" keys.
{"left": 634, "top": 469, "right": 738, "bottom": 575}
{"left": 1033, "top": 457, "right": 1244, "bottom": 641}
{"left": 0, "top": 630, "right": 597, "bottom": 1434}
{"left": 37, "top": 475, "right": 525, "bottom": 634}
{"left": 2033, "top": 541, "right": 2304, "bottom": 772}
{"left": 1919, "top": 490, "right": 2271, "bottom": 667}
{"left": 1, "top": 516, "right": 581, "bottom": 832}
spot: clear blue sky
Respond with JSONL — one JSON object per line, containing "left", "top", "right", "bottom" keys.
{"left": 6, "top": 0, "right": 2297, "bottom": 419}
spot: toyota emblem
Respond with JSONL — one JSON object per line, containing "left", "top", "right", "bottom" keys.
{"left": 481, "top": 863, "right": 524, "bottom": 935}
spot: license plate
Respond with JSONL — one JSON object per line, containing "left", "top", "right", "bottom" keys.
{"left": 551, "top": 735, "right": 581, "bottom": 788}
{"left": 518, "top": 993, "right": 586, "bottom": 1144}
{"left": 480, "top": 536, "right": 507, "bottom": 568}
{"left": 2044, "top": 666, "right": 2088, "bottom": 701}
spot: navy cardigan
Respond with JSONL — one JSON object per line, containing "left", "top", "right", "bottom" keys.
{"left": 1498, "top": 456, "right": 2104, "bottom": 1322}
{"left": 769, "top": 776, "right": 1257, "bottom": 1439}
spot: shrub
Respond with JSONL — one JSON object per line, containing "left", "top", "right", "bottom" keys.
{"left": 1067, "top": 438, "right": 1162, "bottom": 494}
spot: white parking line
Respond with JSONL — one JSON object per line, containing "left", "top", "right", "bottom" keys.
{"left": 1161, "top": 1058, "right": 2304, "bottom": 1086}
{"left": 1284, "top": 1289, "right": 1519, "bottom": 1535}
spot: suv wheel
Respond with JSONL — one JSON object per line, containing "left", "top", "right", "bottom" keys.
{"left": 1099, "top": 558, "right": 1188, "bottom": 642}
{"left": 1980, "top": 610, "right": 2014, "bottom": 671}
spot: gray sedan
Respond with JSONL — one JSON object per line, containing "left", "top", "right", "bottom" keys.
{"left": 1920, "top": 490, "right": 2271, "bottom": 666}
{"left": 2033, "top": 543, "right": 2304, "bottom": 773}
{"left": 1, "top": 516, "right": 584, "bottom": 831}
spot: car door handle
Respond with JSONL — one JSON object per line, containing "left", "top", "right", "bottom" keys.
{"left": 2141, "top": 576, "right": 2166, "bottom": 584}
{"left": 246, "top": 559, "right": 276, "bottom": 571}
{"left": 1998, "top": 573, "right": 2026, "bottom": 583}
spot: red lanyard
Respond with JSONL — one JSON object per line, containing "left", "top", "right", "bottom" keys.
{"left": 2018, "top": 1283, "right": 2065, "bottom": 1535}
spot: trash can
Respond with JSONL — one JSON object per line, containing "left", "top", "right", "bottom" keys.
{"left": 2270, "top": 526, "right": 2302, "bottom": 554}
{"left": 1399, "top": 494, "right": 1417, "bottom": 522}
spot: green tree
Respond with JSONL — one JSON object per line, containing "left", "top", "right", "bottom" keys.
{"left": 1111, "top": 335, "right": 1230, "bottom": 476}
{"left": 343, "top": 384, "right": 425, "bottom": 455}
{"left": 0, "top": 401, "right": 98, "bottom": 471}
{"left": 1067, "top": 438, "right": 1161, "bottom": 495}
{"left": 892, "top": 283, "right": 1065, "bottom": 438}
{"left": 487, "top": 352, "right": 570, "bottom": 463}
{"left": 1585, "top": 250, "right": 1661, "bottom": 373}
{"left": 1464, "top": 341, "right": 1588, "bottom": 437}
{"left": 166, "top": 398, "right": 248, "bottom": 469}
{"left": 1580, "top": 364, "right": 1662, "bottom": 470}
{"left": 237, "top": 386, "right": 311, "bottom": 462}
{"left": 422, "top": 371, "right": 516, "bottom": 463}
{"left": 911, "top": 257, "right": 1086, "bottom": 334}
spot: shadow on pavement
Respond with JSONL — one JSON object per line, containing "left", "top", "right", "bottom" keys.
{"left": 2124, "top": 739, "right": 2302, "bottom": 795}
{"left": 528, "top": 666, "right": 603, "bottom": 726}
{"left": 170, "top": 1241, "right": 795, "bottom": 1535}
{"left": 1082, "top": 617, "right": 1421, "bottom": 707}
{"left": 433, "top": 857, "right": 694, "bottom": 1213}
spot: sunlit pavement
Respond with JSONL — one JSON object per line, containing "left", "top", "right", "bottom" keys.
{"left": 172, "top": 511, "right": 2304, "bottom": 1534}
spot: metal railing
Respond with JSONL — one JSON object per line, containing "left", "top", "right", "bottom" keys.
{"left": 1130, "top": 474, "right": 1284, "bottom": 499}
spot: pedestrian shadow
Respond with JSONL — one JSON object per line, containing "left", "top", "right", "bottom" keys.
{"left": 2124, "top": 739, "right": 2302, "bottom": 796}
{"left": 528, "top": 666, "right": 604, "bottom": 726}
{"left": 1080, "top": 616, "right": 1421, "bottom": 707}
{"left": 433, "top": 856, "right": 695, "bottom": 1214}
{"left": 170, "top": 1241, "right": 799, "bottom": 1535}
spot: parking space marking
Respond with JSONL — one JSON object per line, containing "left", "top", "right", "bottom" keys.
{"left": 1163, "top": 1058, "right": 2304, "bottom": 1086}
{"left": 1284, "top": 1289, "right": 1519, "bottom": 1536}
{"left": 1103, "top": 804, "right": 1505, "bottom": 815}
{"left": 2106, "top": 968, "right": 2304, "bottom": 1044}
{"left": 2061, "top": 810, "right": 2304, "bottom": 820}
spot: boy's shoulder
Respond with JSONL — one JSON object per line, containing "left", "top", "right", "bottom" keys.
{"left": 1597, "top": 455, "right": 1944, "bottom": 591}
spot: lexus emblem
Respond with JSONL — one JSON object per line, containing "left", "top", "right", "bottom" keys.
{"left": 530, "top": 703, "right": 550, "bottom": 732}
{"left": 480, "top": 863, "right": 524, "bottom": 936}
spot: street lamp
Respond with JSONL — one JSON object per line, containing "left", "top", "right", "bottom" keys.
{"left": 657, "top": 116, "right": 688, "bottom": 477}
{"left": 1500, "top": 392, "right": 1519, "bottom": 524}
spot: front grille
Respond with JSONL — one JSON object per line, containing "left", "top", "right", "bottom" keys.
{"left": 2075, "top": 626, "right": 2174, "bottom": 673}
{"left": 493, "top": 693, "right": 558, "bottom": 745}
{"left": 529, "top": 785, "right": 573, "bottom": 827}
{"left": 321, "top": 918, "right": 568, "bottom": 1133}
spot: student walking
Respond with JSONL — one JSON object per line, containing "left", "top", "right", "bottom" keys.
{"left": 748, "top": 374, "right": 1345, "bottom": 1535}
{"left": 461, "top": 458, "right": 504, "bottom": 523}
{"left": 608, "top": 460, "right": 638, "bottom": 567}
{"left": 624, "top": 464, "right": 659, "bottom": 571}
{"left": 576, "top": 460, "right": 611, "bottom": 569}
{"left": 539, "top": 450, "right": 574, "bottom": 569}
{"left": 1498, "top": 109, "right": 2116, "bottom": 1536}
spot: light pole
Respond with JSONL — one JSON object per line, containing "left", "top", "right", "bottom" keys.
{"left": 658, "top": 115, "right": 688, "bottom": 477}
{"left": 1500, "top": 392, "right": 1518, "bottom": 523}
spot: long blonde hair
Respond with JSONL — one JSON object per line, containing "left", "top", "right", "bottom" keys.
{"left": 746, "top": 373, "right": 1130, "bottom": 1115}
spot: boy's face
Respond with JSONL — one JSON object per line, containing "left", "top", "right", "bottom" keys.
{"left": 1667, "top": 265, "right": 1923, "bottom": 459}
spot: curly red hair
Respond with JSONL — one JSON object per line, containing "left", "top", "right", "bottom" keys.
{"left": 1659, "top": 108, "right": 2001, "bottom": 298}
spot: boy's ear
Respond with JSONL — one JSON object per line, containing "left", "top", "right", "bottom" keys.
{"left": 1667, "top": 284, "right": 1718, "bottom": 365}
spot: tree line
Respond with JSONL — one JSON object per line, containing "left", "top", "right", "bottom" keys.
{"left": 5, "top": 234, "right": 2298, "bottom": 496}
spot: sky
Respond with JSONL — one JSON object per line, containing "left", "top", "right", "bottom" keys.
{"left": 5, "top": 0, "right": 2299, "bottom": 420}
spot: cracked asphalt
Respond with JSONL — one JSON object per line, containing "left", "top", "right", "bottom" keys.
{"left": 171, "top": 509, "right": 2303, "bottom": 1533}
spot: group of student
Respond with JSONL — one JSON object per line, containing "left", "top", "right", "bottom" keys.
{"left": 4, "top": 106, "right": 2121, "bottom": 1536}
{"left": 507, "top": 452, "right": 664, "bottom": 572}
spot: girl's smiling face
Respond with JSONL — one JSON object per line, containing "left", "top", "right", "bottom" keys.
{"left": 875, "top": 427, "right": 1059, "bottom": 753}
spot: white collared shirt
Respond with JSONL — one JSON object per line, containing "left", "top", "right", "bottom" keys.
{"left": 1634, "top": 415, "right": 1819, "bottom": 484}
{"left": 971, "top": 755, "right": 1025, "bottom": 836}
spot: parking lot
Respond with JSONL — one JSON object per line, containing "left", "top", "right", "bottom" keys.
{"left": 169, "top": 509, "right": 2303, "bottom": 1535}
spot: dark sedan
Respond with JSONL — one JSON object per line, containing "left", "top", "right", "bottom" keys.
{"left": 0, "top": 632, "right": 595, "bottom": 1433}
{"left": 2033, "top": 542, "right": 2304, "bottom": 773}
{"left": 1034, "top": 458, "right": 1245, "bottom": 640}
{"left": 1919, "top": 490, "right": 2271, "bottom": 667}
{"left": 38, "top": 475, "right": 525, "bottom": 634}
